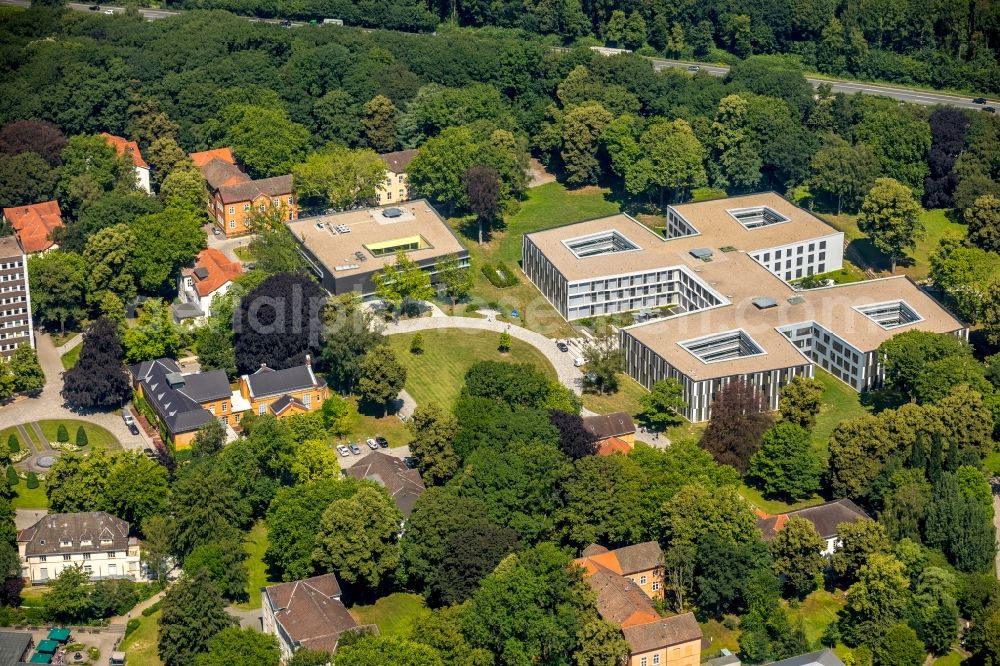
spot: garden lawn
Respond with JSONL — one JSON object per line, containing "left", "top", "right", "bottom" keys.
{"left": 38, "top": 420, "right": 120, "bottom": 451}
{"left": 60, "top": 344, "right": 81, "bottom": 370}
{"left": 0, "top": 426, "right": 22, "bottom": 452}
{"left": 785, "top": 589, "right": 846, "bottom": 645}
{"left": 700, "top": 618, "right": 740, "bottom": 658}
{"left": 119, "top": 608, "right": 163, "bottom": 666}
{"left": 811, "top": 369, "right": 870, "bottom": 456}
{"left": 581, "top": 375, "right": 647, "bottom": 417}
{"left": 236, "top": 520, "right": 273, "bottom": 611}
{"left": 349, "top": 592, "right": 430, "bottom": 639}
{"left": 821, "top": 208, "right": 965, "bottom": 280}
{"left": 11, "top": 481, "right": 48, "bottom": 510}
{"left": 343, "top": 395, "right": 413, "bottom": 449}
{"left": 387, "top": 329, "right": 556, "bottom": 409}
{"left": 932, "top": 650, "right": 966, "bottom": 665}
{"left": 452, "top": 182, "right": 620, "bottom": 340}
{"left": 740, "top": 482, "right": 824, "bottom": 516}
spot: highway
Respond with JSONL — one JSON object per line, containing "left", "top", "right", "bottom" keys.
{"left": 3, "top": 0, "right": 995, "bottom": 111}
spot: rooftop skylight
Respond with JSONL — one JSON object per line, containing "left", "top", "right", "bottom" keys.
{"left": 727, "top": 206, "right": 789, "bottom": 230}
{"left": 679, "top": 329, "right": 766, "bottom": 364}
{"left": 855, "top": 300, "right": 922, "bottom": 329}
{"left": 564, "top": 230, "right": 640, "bottom": 258}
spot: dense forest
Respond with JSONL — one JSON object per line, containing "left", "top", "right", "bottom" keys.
{"left": 164, "top": 0, "right": 1000, "bottom": 95}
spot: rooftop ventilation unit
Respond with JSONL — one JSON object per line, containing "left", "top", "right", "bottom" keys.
{"left": 383, "top": 207, "right": 403, "bottom": 218}
{"left": 787, "top": 295, "right": 806, "bottom": 305}
{"left": 751, "top": 297, "right": 778, "bottom": 309}
{"left": 165, "top": 372, "right": 186, "bottom": 389}
{"left": 689, "top": 248, "right": 713, "bottom": 259}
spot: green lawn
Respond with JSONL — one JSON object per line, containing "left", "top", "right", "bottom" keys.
{"left": 821, "top": 208, "right": 965, "bottom": 280}
{"left": 452, "top": 182, "right": 620, "bottom": 340}
{"left": 984, "top": 451, "right": 1000, "bottom": 476}
{"left": 387, "top": 329, "right": 556, "bottom": 410}
{"left": 60, "top": 344, "right": 81, "bottom": 370}
{"left": 0, "top": 426, "right": 22, "bottom": 453}
{"left": 37, "top": 420, "right": 120, "bottom": 451}
{"left": 119, "top": 608, "right": 163, "bottom": 666}
{"left": 349, "top": 592, "right": 430, "bottom": 639}
{"left": 581, "top": 375, "right": 647, "bottom": 417}
{"left": 12, "top": 482, "right": 48, "bottom": 509}
{"left": 785, "top": 589, "right": 846, "bottom": 645}
{"left": 700, "top": 618, "right": 740, "bottom": 658}
{"left": 343, "top": 395, "right": 413, "bottom": 449}
{"left": 236, "top": 520, "right": 274, "bottom": 611}
{"left": 233, "top": 245, "right": 254, "bottom": 261}
{"left": 932, "top": 649, "right": 967, "bottom": 665}
{"left": 811, "top": 368, "right": 870, "bottom": 456}
{"left": 740, "top": 482, "right": 825, "bottom": 515}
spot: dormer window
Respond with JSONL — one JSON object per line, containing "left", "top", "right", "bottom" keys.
{"left": 100, "top": 538, "right": 113, "bottom": 546}
{"left": 80, "top": 539, "right": 92, "bottom": 546}
{"left": 59, "top": 540, "right": 72, "bottom": 547}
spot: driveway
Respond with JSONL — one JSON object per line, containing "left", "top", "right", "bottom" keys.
{"left": 204, "top": 224, "right": 255, "bottom": 264}
{"left": 0, "top": 334, "right": 146, "bottom": 451}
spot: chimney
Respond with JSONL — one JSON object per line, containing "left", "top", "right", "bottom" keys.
{"left": 305, "top": 354, "right": 312, "bottom": 366}
{"left": 260, "top": 362, "right": 267, "bottom": 370}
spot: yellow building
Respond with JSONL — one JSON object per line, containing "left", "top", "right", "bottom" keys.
{"left": 375, "top": 149, "right": 416, "bottom": 205}
{"left": 235, "top": 360, "right": 329, "bottom": 420}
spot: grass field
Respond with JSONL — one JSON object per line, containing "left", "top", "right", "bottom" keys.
{"left": 119, "top": 608, "right": 163, "bottom": 666}
{"left": 821, "top": 208, "right": 966, "bottom": 280}
{"left": 343, "top": 395, "right": 413, "bottom": 448}
{"left": 60, "top": 344, "right": 81, "bottom": 370}
{"left": 0, "top": 426, "right": 22, "bottom": 452}
{"left": 811, "top": 369, "right": 870, "bottom": 455}
{"left": 581, "top": 375, "right": 647, "bottom": 417}
{"left": 387, "top": 329, "right": 556, "bottom": 409}
{"left": 236, "top": 521, "right": 274, "bottom": 611}
{"left": 37, "top": 420, "right": 120, "bottom": 451}
{"left": 700, "top": 618, "right": 740, "bottom": 657}
{"left": 12, "top": 482, "right": 48, "bottom": 510}
{"left": 932, "top": 649, "right": 967, "bottom": 665}
{"left": 453, "top": 182, "right": 621, "bottom": 340}
{"left": 349, "top": 592, "right": 430, "bottom": 639}
{"left": 786, "top": 589, "right": 846, "bottom": 645}
{"left": 740, "top": 482, "right": 825, "bottom": 515}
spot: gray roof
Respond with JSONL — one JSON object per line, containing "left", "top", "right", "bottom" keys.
{"left": 767, "top": 649, "right": 845, "bottom": 666}
{"left": 131, "top": 358, "right": 217, "bottom": 435}
{"left": 177, "top": 369, "right": 231, "bottom": 403}
{"left": 759, "top": 499, "right": 870, "bottom": 541}
{"left": 582, "top": 412, "right": 636, "bottom": 440}
{"left": 346, "top": 452, "right": 425, "bottom": 518}
{"left": 244, "top": 364, "right": 324, "bottom": 399}
{"left": 262, "top": 574, "right": 373, "bottom": 654}
{"left": 171, "top": 302, "right": 204, "bottom": 321}
{"left": 17, "top": 512, "right": 131, "bottom": 557}
{"left": 270, "top": 394, "right": 307, "bottom": 416}
{"left": 218, "top": 174, "right": 293, "bottom": 204}
{"left": 706, "top": 654, "right": 741, "bottom": 666}
{"left": 0, "top": 631, "right": 31, "bottom": 664}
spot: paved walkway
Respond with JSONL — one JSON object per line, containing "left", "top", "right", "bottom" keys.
{"left": 992, "top": 478, "right": 1000, "bottom": 578}
{"left": 383, "top": 314, "right": 585, "bottom": 395}
{"left": 0, "top": 334, "right": 144, "bottom": 451}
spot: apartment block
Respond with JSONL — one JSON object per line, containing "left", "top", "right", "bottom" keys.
{"left": 0, "top": 236, "right": 32, "bottom": 359}
{"left": 522, "top": 193, "right": 964, "bottom": 421}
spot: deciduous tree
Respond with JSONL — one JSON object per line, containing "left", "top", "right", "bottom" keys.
{"left": 747, "top": 422, "right": 822, "bottom": 500}
{"left": 361, "top": 95, "right": 399, "bottom": 153}
{"left": 27, "top": 250, "right": 87, "bottom": 333}
{"left": 196, "top": 627, "right": 279, "bottom": 666}
{"left": 184, "top": 540, "right": 249, "bottom": 602}
{"left": 158, "top": 568, "right": 236, "bottom": 666}
{"left": 407, "top": 403, "right": 459, "bottom": 485}
{"left": 9, "top": 345, "right": 44, "bottom": 395}
{"left": 61, "top": 318, "right": 130, "bottom": 410}
{"left": 290, "top": 439, "right": 340, "bottom": 483}
{"left": 463, "top": 165, "right": 500, "bottom": 244}
{"left": 770, "top": 516, "right": 825, "bottom": 598}
{"left": 293, "top": 146, "right": 387, "bottom": 210}
{"left": 700, "top": 380, "right": 773, "bottom": 474}
{"left": 0, "top": 120, "right": 66, "bottom": 165}
{"left": 434, "top": 523, "right": 520, "bottom": 605}
{"left": 638, "top": 378, "right": 686, "bottom": 429}
{"left": 809, "top": 141, "right": 878, "bottom": 214}
{"left": 223, "top": 105, "right": 310, "bottom": 179}
{"left": 778, "top": 376, "right": 824, "bottom": 429}
{"left": 857, "top": 177, "right": 924, "bottom": 272}
{"left": 373, "top": 250, "right": 435, "bottom": 311}
{"left": 357, "top": 347, "right": 407, "bottom": 416}
{"left": 965, "top": 194, "right": 1000, "bottom": 253}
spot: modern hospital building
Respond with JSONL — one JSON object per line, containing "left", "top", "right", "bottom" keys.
{"left": 522, "top": 193, "right": 966, "bottom": 422}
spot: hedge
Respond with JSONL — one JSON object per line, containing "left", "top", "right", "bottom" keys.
{"left": 124, "top": 619, "right": 140, "bottom": 637}
{"left": 7, "top": 435, "right": 18, "bottom": 454}
{"left": 141, "top": 600, "right": 163, "bottom": 617}
{"left": 481, "top": 262, "right": 519, "bottom": 288}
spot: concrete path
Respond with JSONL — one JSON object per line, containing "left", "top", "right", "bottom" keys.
{"left": 110, "top": 588, "right": 169, "bottom": 626}
{"left": 0, "top": 334, "right": 144, "bottom": 451}
{"left": 384, "top": 314, "right": 585, "bottom": 395}
{"left": 15, "top": 424, "right": 36, "bottom": 454}
{"left": 55, "top": 333, "right": 83, "bottom": 356}
{"left": 992, "top": 479, "right": 1000, "bottom": 578}
{"left": 205, "top": 224, "right": 255, "bottom": 264}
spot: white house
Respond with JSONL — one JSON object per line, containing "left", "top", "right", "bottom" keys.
{"left": 102, "top": 133, "right": 151, "bottom": 194}
{"left": 17, "top": 512, "right": 144, "bottom": 584}
{"left": 175, "top": 248, "right": 243, "bottom": 324}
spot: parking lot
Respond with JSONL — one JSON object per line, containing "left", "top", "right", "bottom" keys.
{"left": 336, "top": 440, "right": 412, "bottom": 469}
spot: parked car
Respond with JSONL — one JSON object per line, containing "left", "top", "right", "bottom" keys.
{"left": 122, "top": 409, "right": 135, "bottom": 427}
{"left": 212, "top": 226, "right": 221, "bottom": 236}
{"left": 104, "top": 8, "right": 114, "bottom": 13}
{"left": 88, "top": 4, "right": 99, "bottom": 9}
{"left": 375, "top": 436, "right": 389, "bottom": 448}
{"left": 142, "top": 448, "right": 155, "bottom": 458}
{"left": 366, "top": 438, "right": 379, "bottom": 450}
{"left": 687, "top": 65, "right": 700, "bottom": 71}
{"left": 973, "top": 97, "right": 988, "bottom": 104}
{"left": 573, "top": 357, "right": 587, "bottom": 367}
{"left": 984, "top": 106, "right": 996, "bottom": 113}
{"left": 129, "top": 423, "right": 140, "bottom": 436}
{"left": 280, "top": 19, "right": 292, "bottom": 26}
{"left": 556, "top": 341, "right": 569, "bottom": 352}
{"left": 336, "top": 444, "right": 351, "bottom": 457}
{"left": 348, "top": 442, "right": 362, "bottom": 455}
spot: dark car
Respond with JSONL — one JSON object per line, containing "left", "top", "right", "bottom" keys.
{"left": 687, "top": 65, "right": 700, "bottom": 71}
{"left": 556, "top": 341, "right": 569, "bottom": 352}
{"left": 88, "top": 4, "right": 99, "bottom": 9}
{"left": 376, "top": 436, "right": 389, "bottom": 448}
{"left": 280, "top": 19, "right": 292, "bottom": 26}
{"left": 973, "top": 97, "right": 987, "bottom": 104}
{"left": 983, "top": 106, "right": 996, "bottom": 113}
{"left": 129, "top": 423, "right": 140, "bottom": 436}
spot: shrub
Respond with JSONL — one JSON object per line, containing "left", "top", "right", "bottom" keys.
{"left": 6, "top": 466, "right": 17, "bottom": 487}
{"left": 141, "top": 600, "right": 162, "bottom": 617}
{"left": 409, "top": 333, "right": 424, "bottom": 355}
{"left": 26, "top": 472, "right": 38, "bottom": 489}
{"left": 125, "top": 619, "right": 140, "bottom": 637}
{"left": 7, "top": 435, "right": 18, "bottom": 453}
{"left": 88, "top": 647, "right": 99, "bottom": 660}
{"left": 481, "top": 262, "right": 519, "bottom": 288}
{"left": 56, "top": 424, "right": 69, "bottom": 443}
{"left": 498, "top": 331, "right": 511, "bottom": 352}
{"left": 75, "top": 426, "right": 88, "bottom": 447}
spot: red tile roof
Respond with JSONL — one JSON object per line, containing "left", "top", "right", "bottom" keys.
{"left": 757, "top": 499, "right": 870, "bottom": 541}
{"left": 189, "top": 147, "right": 236, "bottom": 168}
{"left": 181, "top": 248, "right": 243, "bottom": 297}
{"left": 101, "top": 133, "right": 148, "bottom": 169}
{"left": 2, "top": 200, "right": 62, "bottom": 253}
{"left": 263, "top": 574, "right": 369, "bottom": 654}
{"left": 575, "top": 541, "right": 662, "bottom": 576}
{"left": 597, "top": 436, "right": 633, "bottom": 456}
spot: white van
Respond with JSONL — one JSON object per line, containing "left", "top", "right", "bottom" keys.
{"left": 573, "top": 357, "right": 586, "bottom": 367}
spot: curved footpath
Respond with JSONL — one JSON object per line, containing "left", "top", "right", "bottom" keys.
{"left": 384, "top": 313, "right": 585, "bottom": 395}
